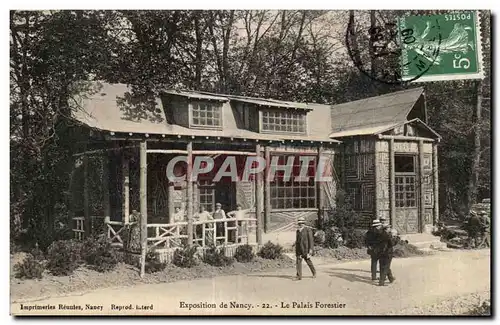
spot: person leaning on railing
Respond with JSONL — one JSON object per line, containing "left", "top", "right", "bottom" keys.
{"left": 194, "top": 206, "right": 214, "bottom": 245}
{"left": 212, "top": 203, "right": 226, "bottom": 244}
{"left": 227, "top": 204, "right": 254, "bottom": 243}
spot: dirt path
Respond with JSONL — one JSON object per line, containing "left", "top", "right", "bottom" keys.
{"left": 11, "top": 249, "right": 490, "bottom": 316}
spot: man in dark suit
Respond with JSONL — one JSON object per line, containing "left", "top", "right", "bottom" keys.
{"left": 295, "top": 217, "right": 316, "bottom": 280}
{"left": 365, "top": 219, "right": 383, "bottom": 281}
{"left": 377, "top": 227, "right": 399, "bottom": 286}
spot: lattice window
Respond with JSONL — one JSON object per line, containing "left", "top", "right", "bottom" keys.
{"left": 395, "top": 176, "right": 416, "bottom": 208}
{"left": 270, "top": 155, "right": 316, "bottom": 209}
{"left": 198, "top": 180, "right": 215, "bottom": 212}
{"left": 190, "top": 101, "right": 222, "bottom": 128}
{"left": 261, "top": 110, "right": 306, "bottom": 133}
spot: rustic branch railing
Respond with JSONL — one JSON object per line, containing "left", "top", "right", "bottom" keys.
{"left": 72, "top": 217, "right": 85, "bottom": 240}
{"left": 73, "top": 217, "right": 257, "bottom": 250}
{"left": 72, "top": 215, "right": 106, "bottom": 240}
{"left": 147, "top": 218, "right": 257, "bottom": 249}
{"left": 107, "top": 221, "right": 127, "bottom": 245}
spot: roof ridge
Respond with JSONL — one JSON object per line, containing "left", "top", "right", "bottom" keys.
{"left": 330, "top": 87, "right": 424, "bottom": 107}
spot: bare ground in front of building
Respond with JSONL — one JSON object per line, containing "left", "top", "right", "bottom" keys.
{"left": 11, "top": 249, "right": 490, "bottom": 316}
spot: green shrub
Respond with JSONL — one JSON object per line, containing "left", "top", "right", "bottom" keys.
{"left": 204, "top": 246, "right": 234, "bottom": 266}
{"left": 344, "top": 229, "right": 366, "bottom": 249}
{"left": 14, "top": 254, "right": 45, "bottom": 280}
{"left": 121, "top": 252, "right": 140, "bottom": 267}
{"left": 22, "top": 220, "right": 73, "bottom": 253}
{"left": 258, "top": 241, "right": 283, "bottom": 260}
{"left": 146, "top": 249, "right": 167, "bottom": 273}
{"left": 464, "top": 301, "right": 491, "bottom": 316}
{"left": 30, "top": 247, "right": 45, "bottom": 261}
{"left": 46, "top": 240, "right": 82, "bottom": 276}
{"left": 234, "top": 244, "right": 254, "bottom": 263}
{"left": 81, "top": 235, "right": 118, "bottom": 273}
{"left": 173, "top": 246, "right": 198, "bottom": 268}
{"left": 323, "top": 227, "right": 343, "bottom": 249}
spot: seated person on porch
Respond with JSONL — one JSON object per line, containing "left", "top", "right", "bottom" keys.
{"left": 173, "top": 206, "right": 186, "bottom": 223}
{"left": 194, "top": 206, "right": 214, "bottom": 244}
{"left": 227, "top": 204, "right": 254, "bottom": 243}
{"left": 212, "top": 203, "right": 226, "bottom": 243}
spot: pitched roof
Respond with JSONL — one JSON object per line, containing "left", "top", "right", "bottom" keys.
{"left": 329, "top": 87, "right": 424, "bottom": 133}
{"left": 163, "top": 90, "right": 229, "bottom": 102}
{"left": 195, "top": 91, "right": 311, "bottom": 110}
{"left": 329, "top": 118, "right": 441, "bottom": 140}
{"left": 71, "top": 83, "right": 337, "bottom": 143}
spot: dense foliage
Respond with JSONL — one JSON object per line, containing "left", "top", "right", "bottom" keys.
{"left": 145, "top": 249, "right": 168, "bottom": 273}
{"left": 10, "top": 10, "right": 491, "bottom": 245}
{"left": 81, "top": 236, "right": 119, "bottom": 272}
{"left": 172, "top": 246, "right": 199, "bottom": 268}
{"left": 14, "top": 254, "right": 45, "bottom": 279}
{"left": 258, "top": 241, "right": 284, "bottom": 260}
{"left": 203, "top": 246, "right": 234, "bottom": 267}
{"left": 234, "top": 244, "right": 255, "bottom": 263}
{"left": 46, "top": 240, "right": 83, "bottom": 276}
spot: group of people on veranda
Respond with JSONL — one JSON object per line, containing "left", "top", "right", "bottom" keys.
{"left": 293, "top": 215, "right": 399, "bottom": 286}
{"left": 172, "top": 203, "right": 253, "bottom": 245}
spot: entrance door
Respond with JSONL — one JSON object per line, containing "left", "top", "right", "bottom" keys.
{"left": 215, "top": 182, "right": 236, "bottom": 212}
{"left": 394, "top": 155, "right": 419, "bottom": 234}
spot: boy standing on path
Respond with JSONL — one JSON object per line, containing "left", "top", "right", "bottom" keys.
{"left": 295, "top": 217, "right": 316, "bottom": 280}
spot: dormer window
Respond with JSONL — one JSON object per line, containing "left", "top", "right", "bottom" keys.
{"left": 261, "top": 109, "right": 306, "bottom": 134}
{"left": 190, "top": 101, "right": 222, "bottom": 128}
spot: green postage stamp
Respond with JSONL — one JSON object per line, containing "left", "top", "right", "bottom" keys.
{"left": 399, "top": 11, "right": 484, "bottom": 82}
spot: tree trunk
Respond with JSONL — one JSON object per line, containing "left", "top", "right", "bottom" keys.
{"left": 468, "top": 80, "right": 482, "bottom": 206}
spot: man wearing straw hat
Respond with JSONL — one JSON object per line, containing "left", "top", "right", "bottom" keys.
{"left": 365, "top": 219, "right": 383, "bottom": 281}
{"left": 295, "top": 216, "right": 316, "bottom": 280}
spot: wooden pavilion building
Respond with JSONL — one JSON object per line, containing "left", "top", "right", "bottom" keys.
{"left": 69, "top": 83, "right": 441, "bottom": 260}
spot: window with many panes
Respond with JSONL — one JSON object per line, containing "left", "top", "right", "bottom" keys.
{"left": 270, "top": 155, "right": 316, "bottom": 209}
{"left": 394, "top": 154, "right": 417, "bottom": 208}
{"left": 261, "top": 110, "right": 306, "bottom": 133}
{"left": 198, "top": 181, "right": 215, "bottom": 212}
{"left": 395, "top": 176, "right": 416, "bottom": 207}
{"left": 190, "top": 101, "right": 222, "bottom": 128}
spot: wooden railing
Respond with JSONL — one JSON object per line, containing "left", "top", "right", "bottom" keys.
{"left": 72, "top": 215, "right": 105, "bottom": 240}
{"left": 73, "top": 216, "right": 257, "bottom": 250}
{"left": 72, "top": 217, "right": 85, "bottom": 240}
{"left": 147, "top": 218, "right": 257, "bottom": 249}
{"left": 107, "top": 220, "right": 127, "bottom": 246}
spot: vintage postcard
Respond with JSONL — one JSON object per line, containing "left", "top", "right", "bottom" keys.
{"left": 10, "top": 9, "right": 491, "bottom": 316}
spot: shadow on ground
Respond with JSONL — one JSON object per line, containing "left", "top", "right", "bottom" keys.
{"left": 325, "top": 270, "right": 376, "bottom": 285}
{"left": 246, "top": 274, "right": 295, "bottom": 280}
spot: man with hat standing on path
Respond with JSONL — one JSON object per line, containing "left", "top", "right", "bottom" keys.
{"left": 365, "top": 219, "right": 383, "bottom": 281}
{"left": 478, "top": 211, "right": 491, "bottom": 248}
{"left": 295, "top": 217, "right": 316, "bottom": 280}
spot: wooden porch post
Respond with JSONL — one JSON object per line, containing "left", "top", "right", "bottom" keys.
{"left": 418, "top": 140, "right": 425, "bottom": 233}
{"left": 389, "top": 139, "right": 396, "bottom": 227}
{"left": 186, "top": 142, "right": 194, "bottom": 247}
{"left": 255, "top": 144, "right": 263, "bottom": 245}
{"left": 168, "top": 182, "right": 175, "bottom": 223}
{"left": 264, "top": 146, "right": 271, "bottom": 235}
{"left": 373, "top": 144, "right": 379, "bottom": 220}
{"left": 122, "top": 154, "right": 130, "bottom": 224}
{"left": 139, "top": 141, "right": 148, "bottom": 278}
{"left": 83, "top": 154, "right": 90, "bottom": 238}
{"left": 433, "top": 143, "right": 439, "bottom": 224}
{"left": 102, "top": 153, "right": 111, "bottom": 222}
{"left": 317, "top": 146, "right": 325, "bottom": 225}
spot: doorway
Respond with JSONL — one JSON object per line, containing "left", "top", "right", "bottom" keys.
{"left": 394, "top": 154, "right": 419, "bottom": 234}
